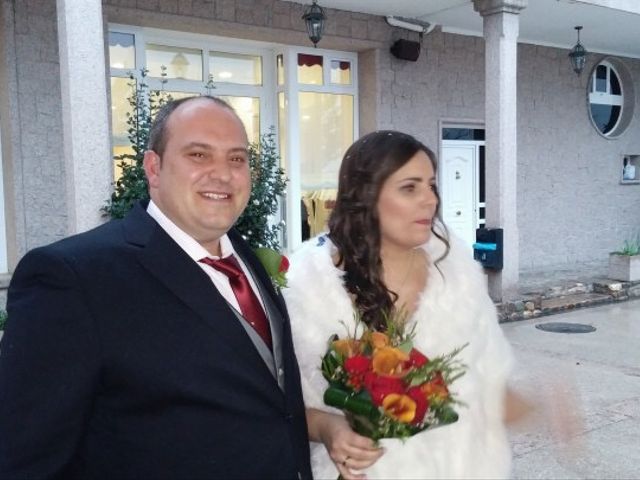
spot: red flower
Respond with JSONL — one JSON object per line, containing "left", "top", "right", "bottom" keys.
{"left": 364, "top": 372, "right": 405, "bottom": 406}
{"left": 344, "top": 355, "right": 371, "bottom": 389}
{"left": 420, "top": 373, "right": 449, "bottom": 402}
{"left": 278, "top": 255, "right": 289, "bottom": 273}
{"left": 408, "top": 348, "right": 429, "bottom": 367}
{"left": 407, "top": 386, "right": 430, "bottom": 424}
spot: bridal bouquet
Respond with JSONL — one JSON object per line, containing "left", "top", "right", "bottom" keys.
{"left": 321, "top": 311, "right": 467, "bottom": 441}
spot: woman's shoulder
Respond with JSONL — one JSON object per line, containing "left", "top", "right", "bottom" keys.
{"left": 285, "top": 234, "right": 345, "bottom": 293}
{"left": 424, "top": 229, "right": 485, "bottom": 287}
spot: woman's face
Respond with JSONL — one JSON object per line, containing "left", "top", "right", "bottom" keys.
{"left": 377, "top": 150, "right": 438, "bottom": 251}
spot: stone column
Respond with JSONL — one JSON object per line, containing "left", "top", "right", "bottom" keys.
{"left": 473, "top": 0, "right": 527, "bottom": 301}
{"left": 57, "top": 0, "right": 111, "bottom": 234}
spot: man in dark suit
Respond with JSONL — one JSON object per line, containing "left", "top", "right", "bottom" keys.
{"left": 0, "top": 96, "right": 312, "bottom": 479}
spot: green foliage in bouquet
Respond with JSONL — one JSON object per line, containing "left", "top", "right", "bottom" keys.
{"left": 0, "top": 309, "right": 7, "bottom": 331}
{"left": 321, "top": 311, "right": 467, "bottom": 442}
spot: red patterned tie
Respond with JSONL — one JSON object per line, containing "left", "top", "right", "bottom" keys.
{"left": 200, "top": 255, "right": 272, "bottom": 349}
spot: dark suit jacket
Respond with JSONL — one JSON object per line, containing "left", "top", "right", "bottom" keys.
{"left": 0, "top": 202, "right": 312, "bottom": 480}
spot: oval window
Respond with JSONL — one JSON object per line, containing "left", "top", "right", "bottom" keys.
{"left": 588, "top": 59, "right": 634, "bottom": 138}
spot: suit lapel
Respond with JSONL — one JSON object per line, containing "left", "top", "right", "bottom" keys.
{"left": 122, "top": 204, "right": 276, "bottom": 374}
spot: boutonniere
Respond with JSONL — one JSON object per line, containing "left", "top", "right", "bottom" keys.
{"left": 254, "top": 247, "right": 289, "bottom": 289}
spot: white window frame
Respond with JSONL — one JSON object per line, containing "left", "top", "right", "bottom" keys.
{"left": 277, "top": 45, "right": 358, "bottom": 251}
{"left": 107, "top": 25, "right": 359, "bottom": 252}
{"left": 108, "top": 25, "right": 276, "bottom": 136}
{"left": 589, "top": 60, "right": 623, "bottom": 136}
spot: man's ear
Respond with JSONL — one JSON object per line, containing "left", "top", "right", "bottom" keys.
{"left": 143, "top": 150, "right": 161, "bottom": 188}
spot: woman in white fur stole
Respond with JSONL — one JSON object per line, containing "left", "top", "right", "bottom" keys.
{"left": 283, "top": 131, "right": 514, "bottom": 480}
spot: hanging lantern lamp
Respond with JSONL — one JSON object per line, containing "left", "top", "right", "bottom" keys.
{"left": 302, "top": 0, "right": 326, "bottom": 48}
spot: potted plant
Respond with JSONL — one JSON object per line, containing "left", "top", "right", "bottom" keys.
{"left": 608, "top": 234, "right": 640, "bottom": 282}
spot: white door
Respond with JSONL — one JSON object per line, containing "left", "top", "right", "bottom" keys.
{"left": 441, "top": 143, "right": 476, "bottom": 247}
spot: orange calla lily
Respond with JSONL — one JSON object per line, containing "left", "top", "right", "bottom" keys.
{"left": 372, "top": 347, "right": 410, "bottom": 376}
{"left": 333, "top": 339, "right": 360, "bottom": 358}
{"left": 370, "top": 331, "right": 390, "bottom": 350}
{"left": 382, "top": 393, "right": 417, "bottom": 423}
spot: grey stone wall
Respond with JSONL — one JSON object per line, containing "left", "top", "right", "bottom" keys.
{"left": 0, "top": 0, "right": 67, "bottom": 264}
{"left": 377, "top": 30, "right": 640, "bottom": 273}
{"left": 517, "top": 45, "right": 640, "bottom": 272}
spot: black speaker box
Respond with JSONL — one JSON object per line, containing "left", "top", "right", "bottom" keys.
{"left": 390, "top": 39, "right": 421, "bottom": 61}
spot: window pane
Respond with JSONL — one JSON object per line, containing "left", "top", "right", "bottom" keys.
{"left": 479, "top": 146, "right": 485, "bottom": 203}
{"left": 157, "top": 90, "right": 198, "bottom": 101}
{"left": 330, "top": 60, "right": 351, "bottom": 84}
{"left": 595, "top": 65, "right": 607, "bottom": 92}
{"left": 109, "top": 32, "right": 135, "bottom": 70}
{"left": 299, "top": 92, "right": 353, "bottom": 189}
{"left": 299, "top": 92, "right": 353, "bottom": 236}
{"left": 277, "top": 54, "right": 285, "bottom": 86}
{"left": 146, "top": 44, "right": 203, "bottom": 80}
{"left": 209, "top": 52, "right": 262, "bottom": 85}
{"left": 591, "top": 104, "right": 620, "bottom": 134}
{"left": 110, "top": 77, "right": 133, "bottom": 148}
{"left": 297, "top": 54, "right": 323, "bottom": 85}
{"left": 442, "top": 128, "right": 485, "bottom": 141}
{"left": 110, "top": 77, "right": 136, "bottom": 182}
{"left": 610, "top": 70, "right": 621, "bottom": 95}
{"left": 278, "top": 92, "right": 287, "bottom": 168}
{"left": 218, "top": 96, "right": 260, "bottom": 146}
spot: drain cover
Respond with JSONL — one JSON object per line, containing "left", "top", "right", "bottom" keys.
{"left": 535, "top": 322, "right": 596, "bottom": 333}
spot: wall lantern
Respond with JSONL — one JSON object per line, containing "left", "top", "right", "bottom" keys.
{"left": 302, "top": 0, "right": 326, "bottom": 48}
{"left": 568, "top": 26, "right": 588, "bottom": 75}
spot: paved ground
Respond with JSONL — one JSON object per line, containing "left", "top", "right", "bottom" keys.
{"left": 504, "top": 299, "right": 640, "bottom": 479}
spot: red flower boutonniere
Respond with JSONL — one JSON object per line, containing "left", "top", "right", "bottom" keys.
{"left": 254, "top": 247, "right": 289, "bottom": 289}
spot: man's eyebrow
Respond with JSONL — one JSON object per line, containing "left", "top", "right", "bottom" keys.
{"left": 228, "top": 147, "right": 249, "bottom": 154}
{"left": 181, "top": 142, "right": 213, "bottom": 151}
{"left": 180, "top": 143, "right": 248, "bottom": 154}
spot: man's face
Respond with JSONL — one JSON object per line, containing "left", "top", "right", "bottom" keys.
{"left": 144, "top": 99, "right": 250, "bottom": 254}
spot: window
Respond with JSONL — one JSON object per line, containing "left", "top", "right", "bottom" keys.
{"left": 588, "top": 59, "right": 634, "bottom": 138}
{"left": 277, "top": 48, "right": 358, "bottom": 249}
{"left": 107, "top": 27, "right": 358, "bottom": 250}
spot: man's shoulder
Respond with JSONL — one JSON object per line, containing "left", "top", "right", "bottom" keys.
{"left": 24, "top": 204, "right": 152, "bottom": 265}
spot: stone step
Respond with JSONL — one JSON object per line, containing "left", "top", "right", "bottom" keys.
{"left": 540, "top": 292, "right": 612, "bottom": 312}
{"left": 497, "top": 278, "right": 640, "bottom": 323}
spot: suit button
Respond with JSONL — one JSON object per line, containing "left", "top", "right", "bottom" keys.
{"left": 278, "top": 368, "right": 284, "bottom": 376}
{"left": 284, "top": 413, "right": 293, "bottom": 422}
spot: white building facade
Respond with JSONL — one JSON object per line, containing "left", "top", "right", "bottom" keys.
{"left": 0, "top": 0, "right": 639, "bottom": 303}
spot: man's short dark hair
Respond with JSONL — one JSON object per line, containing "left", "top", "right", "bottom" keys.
{"left": 147, "top": 96, "right": 239, "bottom": 157}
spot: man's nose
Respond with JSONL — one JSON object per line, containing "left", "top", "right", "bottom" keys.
{"left": 206, "top": 157, "right": 232, "bottom": 182}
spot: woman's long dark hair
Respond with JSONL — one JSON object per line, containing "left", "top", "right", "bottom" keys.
{"left": 328, "top": 130, "right": 449, "bottom": 330}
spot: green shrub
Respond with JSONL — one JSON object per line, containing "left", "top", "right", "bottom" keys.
{"left": 234, "top": 128, "right": 287, "bottom": 249}
{"left": 102, "top": 68, "right": 170, "bottom": 219}
{"left": 102, "top": 70, "right": 286, "bottom": 250}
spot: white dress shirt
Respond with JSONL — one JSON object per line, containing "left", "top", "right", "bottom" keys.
{"left": 146, "top": 200, "right": 265, "bottom": 314}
